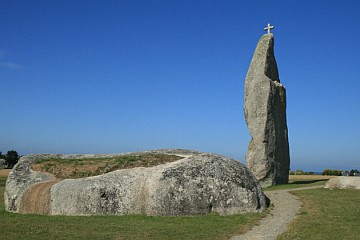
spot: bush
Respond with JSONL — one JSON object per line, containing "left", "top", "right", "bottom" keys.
{"left": 322, "top": 168, "right": 342, "bottom": 176}
{"left": 0, "top": 150, "right": 21, "bottom": 168}
{"left": 349, "top": 169, "right": 359, "bottom": 176}
{"left": 289, "top": 170, "right": 315, "bottom": 175}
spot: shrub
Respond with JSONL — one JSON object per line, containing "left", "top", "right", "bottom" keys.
{"left": 322, "top": 169, "right": 342, "bottom": 176}
{"left": 0, "top": 150, "right": 21, "bottom": 168}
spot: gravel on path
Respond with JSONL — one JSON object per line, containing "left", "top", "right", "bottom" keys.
{"left": 230, "top": 186, "right": 323, "bottom": 240}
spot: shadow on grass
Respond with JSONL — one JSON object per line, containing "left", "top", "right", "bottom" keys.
{"left": 290, "top": 179, "right": 328, "bottom": 185}
{"left": 265, "top": 179, "right": 331, "bottom": 191}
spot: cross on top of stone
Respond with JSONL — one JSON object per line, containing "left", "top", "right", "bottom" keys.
{"left": 264, "top": 23, "right": 274, "bottom": 34}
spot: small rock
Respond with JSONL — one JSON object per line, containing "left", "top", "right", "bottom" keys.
{"left": 324, "top": 177, "right": 360, "bottom": 190}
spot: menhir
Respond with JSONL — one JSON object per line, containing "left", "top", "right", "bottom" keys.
{"left": 244, "top": 33, "right": 290, "bottom": 187}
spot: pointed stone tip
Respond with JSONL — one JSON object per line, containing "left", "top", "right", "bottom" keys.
{"left": 257, "top": 34, "right": 274, "bottom": 51}
{"left": 248, "top": 31, "right": 278, "bottom": 82}
{"left": 261, "top": 33, "right": 274, "bottom": 39}
{"left": 258, "top": 34, "right": 274, "bottom": 50}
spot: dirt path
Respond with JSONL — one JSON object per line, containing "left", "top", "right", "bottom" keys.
{"left": 231, "top": 186, "right": 323, "bottom": 240}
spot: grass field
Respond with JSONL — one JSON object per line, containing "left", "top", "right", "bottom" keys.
{"left": 278, "top": 188, "right": 360, "bottom": 239}
{"left": 0, "top": 170, "right": 265, "bottom": 240}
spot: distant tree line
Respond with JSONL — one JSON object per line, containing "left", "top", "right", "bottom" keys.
{"left": 349, "top": 169, "right": 360, "bottom": 176}
{"left": 322, "top": 169, "right": 342, "bottom": 176}
{"left": 322, "top": 168, "right": 359, "bottom": 176}
{"left": 290, "top": 169, "right": 359, "bottom": 176}
{"left": 289, "top": 169, "right": 315, "bottom": 175}
{"left": 0, "top": 150, "right": 21, "bottom": 168}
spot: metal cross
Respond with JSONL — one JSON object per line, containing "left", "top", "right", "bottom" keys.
{"left": 264, "top": 23, "right": 274, "bottom": 34}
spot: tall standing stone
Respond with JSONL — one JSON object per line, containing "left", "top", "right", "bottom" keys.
{"left": 244, "top": 33, "right": 290, "bottom": 187}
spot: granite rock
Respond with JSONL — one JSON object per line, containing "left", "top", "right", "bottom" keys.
{"left": 324, "top": 177, "right": 360, "bottom": 190}
{"left": 5, "top": 149, "right": 269, "bottom": 216}
{"left": 244, "top": 34, "right": 290, "bottom": 187}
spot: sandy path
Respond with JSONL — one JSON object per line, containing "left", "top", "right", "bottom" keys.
{"left": 231, "top": 186, "right": 323, "bottom": 240}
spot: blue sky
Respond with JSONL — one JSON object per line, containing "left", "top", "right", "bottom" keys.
{"left": 1, "top": 0, "right": 359, "bottom": 172}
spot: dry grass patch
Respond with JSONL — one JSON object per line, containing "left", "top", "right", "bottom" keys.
{"left": 32, "top": 154, "right": 183, "bottom": 179}
{"left": 0, "top": 169, "right": 11, "bottom": 177}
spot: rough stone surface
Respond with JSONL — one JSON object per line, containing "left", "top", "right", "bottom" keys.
{"left": 324, "top": 177, "right": 360, "bottom": 190}
{"left": 244, "top": 33, "right": 290, "bottom": 187}
{"left": 5, "top": 149, "right": 269, "bottom": 216}
{"left": 0, "top": 158, "right": 6, "bottom": 169}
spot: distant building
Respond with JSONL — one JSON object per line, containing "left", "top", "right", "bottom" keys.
{"left": 341, "top": 171, "right": 349, "bottom": 176}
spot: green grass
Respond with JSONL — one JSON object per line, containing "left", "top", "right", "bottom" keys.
{"left": 0, "top": 176, "right": 265, "bottom": 240}
{"left": 278, "top": 188, "right": 360, "bottom": 239}
{"left": 0, "top": 176, "right": 6, "bottom": 188}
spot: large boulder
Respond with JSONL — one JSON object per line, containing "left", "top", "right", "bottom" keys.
{"left": 244, "top": 33, "right": 290, "bottom": 187}
{"left": 324, "top": 177, "right": 360, "bottom": 190}
{"left": 5, "top": 149, "right": 269, "bottom": 216}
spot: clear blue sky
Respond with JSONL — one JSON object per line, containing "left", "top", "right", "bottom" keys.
{"left": 1, "top": 0, "right": 359, "bottom": 172}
